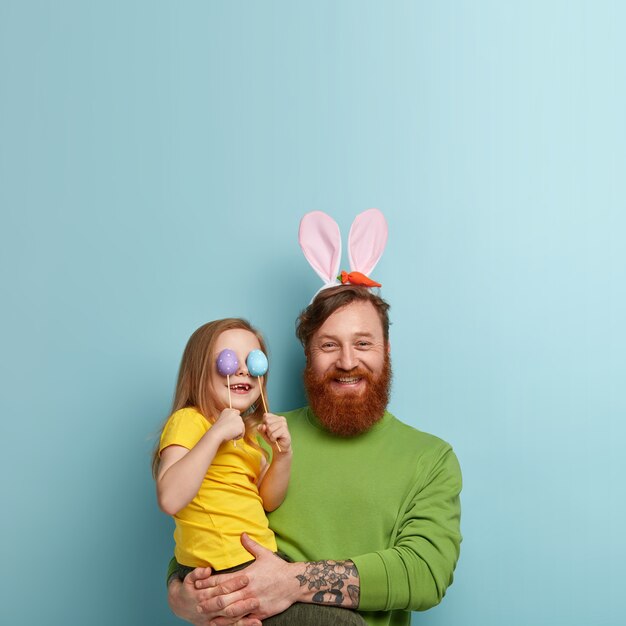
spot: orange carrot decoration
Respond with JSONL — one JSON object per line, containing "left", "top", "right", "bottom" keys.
{"left": 338, "top": 270, "right": 382, "bottom": 288}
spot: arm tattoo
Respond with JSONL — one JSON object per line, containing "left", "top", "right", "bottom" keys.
{"left": 295, "top": 560, "right": 360, "bottom": 608}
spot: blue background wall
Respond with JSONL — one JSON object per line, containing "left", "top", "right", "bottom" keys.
{"left": 1, "top": 2, "right": 624, "bottom": 625}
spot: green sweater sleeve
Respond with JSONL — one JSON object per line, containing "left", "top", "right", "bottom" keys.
{"left": 352, "top": 445, "right": 462, "bottom": 612}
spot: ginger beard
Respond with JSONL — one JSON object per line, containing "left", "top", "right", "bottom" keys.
{"left": 303, "top": 352, "right": 392, "bottom": 437}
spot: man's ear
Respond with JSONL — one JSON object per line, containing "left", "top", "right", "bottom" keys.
{"left": 386, "top": 342, "right": 391, "bottom": 354}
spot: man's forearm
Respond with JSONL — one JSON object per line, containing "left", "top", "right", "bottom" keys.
{"left": 291, "top": 559, "right": 360, "bottom": 608}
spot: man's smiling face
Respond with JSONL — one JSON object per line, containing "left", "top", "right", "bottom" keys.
{"left": 304, "top": 300, "right": 391, "bottom": 436}
{"left": 308, "top": 300, "right": 387, "bottom": 391}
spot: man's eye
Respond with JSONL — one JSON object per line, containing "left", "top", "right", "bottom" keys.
{"left": 321, "top": 343, "right": 337, "bottom": 350}
{"left": 356, "top": 341, "right": 371, "bottom": 348}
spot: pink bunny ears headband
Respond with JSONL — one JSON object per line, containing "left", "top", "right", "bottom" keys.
{"left": 298, "top": 209, "right": 388, "bottom": 297}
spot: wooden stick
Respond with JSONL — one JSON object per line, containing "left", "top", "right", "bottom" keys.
{"left": 227, "top": 374, "right": 237, "bottom": 448}
{"left": 259, "top": 379, "right": 268, "bottom": 413}
{"left": 260, "top": 377, "right": 281, "bottom": 452}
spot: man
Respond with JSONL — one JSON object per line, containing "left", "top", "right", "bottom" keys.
{"left": 168, "top": 285, "right": 462, "bottom": 626}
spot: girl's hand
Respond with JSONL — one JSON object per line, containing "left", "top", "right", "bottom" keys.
{"left": 258, "top": 413, "right": 291, "bottom": 453}
{"left": 213, "top": 408, "right": 245, "bottom": 442}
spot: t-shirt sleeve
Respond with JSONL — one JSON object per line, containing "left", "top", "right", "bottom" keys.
{"left": 159, "top": 409, "right": 209, "bottom": 455}
{"left": 352, "top": 445, "right": 462, "bottom": 612}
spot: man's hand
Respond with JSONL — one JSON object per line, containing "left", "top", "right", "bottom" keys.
{"left": 195, "top": 534, "right": 300, "bottom": 624}
{"left": 168, "top": 565, "right": 262, "bottom": 626}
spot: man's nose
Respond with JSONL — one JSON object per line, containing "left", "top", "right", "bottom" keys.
{"left": 336, "top": 347, "right": 358, "bottom": 370}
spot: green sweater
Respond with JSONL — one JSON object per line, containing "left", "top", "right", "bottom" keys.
{"left": 268, "top": 407, "right": 462, "bottom": 626}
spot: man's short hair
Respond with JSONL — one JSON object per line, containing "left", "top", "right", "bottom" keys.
{"left": 296, "top": 285, "right": 391, "bottom": 354}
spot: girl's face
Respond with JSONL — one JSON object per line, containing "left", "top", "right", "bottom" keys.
{"left": 210, "top": 329, "right": 263, "bottom": 412}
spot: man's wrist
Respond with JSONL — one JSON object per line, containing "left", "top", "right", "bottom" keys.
{"left": 290, "top": 560, "right": 360, "bottom": 608}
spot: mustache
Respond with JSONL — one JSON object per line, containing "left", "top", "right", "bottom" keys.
{"left": 320, "top": 367, "right": 373, "bottom": 383}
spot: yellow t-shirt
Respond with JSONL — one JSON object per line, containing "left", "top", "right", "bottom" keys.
{"left": 159, "top": 407, "right": 277, "bottom": 569}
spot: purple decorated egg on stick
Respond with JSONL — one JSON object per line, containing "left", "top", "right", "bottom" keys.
{"left": 217, "top": 349, "right": 239, "bottom": 376}
{"left": 217, "top": 349, "right": 239, "bottom": 417}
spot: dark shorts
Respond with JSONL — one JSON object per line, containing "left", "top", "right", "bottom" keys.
{"left": 170, "top": 558, "right": 254, "bottom": 583}
{"left": 167, "top": 552, "right": 294, "bottom": 584}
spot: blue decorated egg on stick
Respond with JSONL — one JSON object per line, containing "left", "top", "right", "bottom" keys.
{"left": 246, "top": 349, "right": 279, "bottom": 451}
{"left": 246, "top": 349, "right": 268, "bottom": 377}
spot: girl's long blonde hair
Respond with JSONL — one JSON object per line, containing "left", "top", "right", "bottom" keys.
{"left": 151, "top": 318, "right": 269, "bottom": 477}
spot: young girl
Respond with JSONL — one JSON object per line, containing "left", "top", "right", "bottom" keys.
{"left": 153, "top": 318, "right": 292, "bottom": 581}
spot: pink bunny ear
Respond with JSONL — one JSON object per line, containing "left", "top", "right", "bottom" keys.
{"left": 298, "top": 211, "right": 342, "bottom": 286}
{"left": 347, "top": 208, "right": 388, "bottom": 276}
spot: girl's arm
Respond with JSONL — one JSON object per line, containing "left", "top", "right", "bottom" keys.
{"left": 157, "top": 408, "right": 244, "bottom": 515}
{"left": 257, "top": 413, "right": 293, "bottom": 512}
